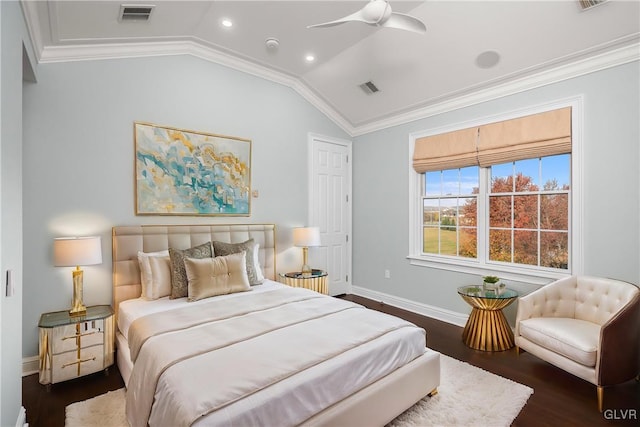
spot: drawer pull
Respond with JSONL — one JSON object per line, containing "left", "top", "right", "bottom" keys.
{"left": 61, "top": 331, "right": 101, "bottom": 341}
{"left": 61, "top": 356, "right": 96, "bottom": 369}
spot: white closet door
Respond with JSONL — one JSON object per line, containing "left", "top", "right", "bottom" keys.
{"left": 309, "top": 134, "right": 352, "bottom": 296}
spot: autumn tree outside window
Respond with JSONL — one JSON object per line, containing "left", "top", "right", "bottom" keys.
{"left": 411, "top": 107, "right": 573, "bottom": 276}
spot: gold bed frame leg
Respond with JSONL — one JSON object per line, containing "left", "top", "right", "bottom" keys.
{"left": 597, "top": 386, "right": 604, "bottom": 413}
{"left": 428, "top": 388, "right": 438, "bottom": 397}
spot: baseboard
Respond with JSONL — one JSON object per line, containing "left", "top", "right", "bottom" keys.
{"left": 16, "top": 406, "right": 27, "bottom": 427}
{"left": 22, "top": 355, "right": 38, "bottom": 377}
{"left": 351, "top": 286, "right": 468, "bottom": 328}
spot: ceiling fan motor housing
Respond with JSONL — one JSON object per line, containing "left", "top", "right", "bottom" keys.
{"left": 363, "top": 0, "right": 392, "bottom": 24}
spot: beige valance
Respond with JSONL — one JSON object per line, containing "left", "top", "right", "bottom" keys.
{"left": 412, "top": 126, "right": 478, "bottom": 173}
{"left": 413, "top": 107, "right": 571, "bottom": 173}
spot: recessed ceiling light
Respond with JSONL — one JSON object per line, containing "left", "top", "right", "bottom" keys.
{"left": 221, "top": 18, "right": 233, "bottom": 28}
{"left": 305, "top": 54, "right": 315, "bottom": 63}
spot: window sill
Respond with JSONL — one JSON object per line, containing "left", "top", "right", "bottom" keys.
{"left": 406, "top": 254, "right": 570, "bottom": 286}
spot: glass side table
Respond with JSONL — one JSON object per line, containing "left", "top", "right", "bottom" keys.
{"left": 279, "top": 269, "right": 328, "bottom": 294}
{"left": 457, "top": 286, "right": 518, "bottom": 351}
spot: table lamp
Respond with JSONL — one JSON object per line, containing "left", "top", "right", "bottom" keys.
{"left": 54, "top": 236, "right": 102, "bottom": 316}
{"left": 293, "top": 227, "right": 320, "bottom": 277}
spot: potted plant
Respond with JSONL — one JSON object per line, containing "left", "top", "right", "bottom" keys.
{"left": 465, "top": 286, "right": 482, "bottom": 295}
{"left": 483, "top": 275, "right": 500, "bottom": 291}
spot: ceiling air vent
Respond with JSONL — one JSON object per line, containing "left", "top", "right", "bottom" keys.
{"left": 359, "top": 81, "right": 380, "bottom": 95}
{"left": 578, "top": 0, "right": 608, "bottom": 11}
{"left": 119, "top": 4, "right": 155, "bottom": 21}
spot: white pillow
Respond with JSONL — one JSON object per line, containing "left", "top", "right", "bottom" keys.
{"left": 137, "top": 250, "right": 171, "bottom": 300}
{"left": 252, "top": 243, "right": 265, "bottom": 283}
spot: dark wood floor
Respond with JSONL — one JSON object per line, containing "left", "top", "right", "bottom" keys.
{"left": 22, "top": 294, "right": 639, "bottom": 427}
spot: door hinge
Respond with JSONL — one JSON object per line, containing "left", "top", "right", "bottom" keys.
{"left": 346, "top": 194, "right": 349, "bottom": 202}
{"left": 346, "top": 274, "right": 349, "bottom": 282}
{"left": 346, "top": 235, "right": 348, "bottom": 242}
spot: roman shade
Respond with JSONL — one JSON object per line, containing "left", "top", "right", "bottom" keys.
{"left": 412, "top": 126, "right": 478, "bottom": 172}
{"left": 413, "top": 107, "right": 571, "bottom": 173}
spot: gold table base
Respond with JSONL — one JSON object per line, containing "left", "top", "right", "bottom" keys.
{"left": 279, "top": 271, "right": 328, "bottom": 295}
{"left": 460, "top": 294, "right": 517, "bottom": 352}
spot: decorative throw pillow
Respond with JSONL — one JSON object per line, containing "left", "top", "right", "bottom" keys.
{"left": 168, "top": 242, "right": 213, "bottom": 299}
{"left": 212, "top": 239, "right": 264, "bottom": 285}
{"left": 184, "top": 252, "right": 250, "bottom": 302}
{"left": 147, "top": 255, "right": 172, "bottom": 299}
{"left": 137, "top": 250, "right": 171, "bottom": 300}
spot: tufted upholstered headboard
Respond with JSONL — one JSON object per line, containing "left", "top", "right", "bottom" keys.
{"left": 112, "top": 224, "right": 276, "bottom": 316}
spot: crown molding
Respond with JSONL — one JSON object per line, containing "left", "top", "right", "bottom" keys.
{"left": 351, "top": 38, "right": 640, "bottom": 136}
{"left": 32, "top": 31, "right": 638, "bottom": 139}
{"left": 37, "top": 39, "right": 356, "bottom": 136}
{"left": 20, "top": 0, "right": 45, "bottom": 59}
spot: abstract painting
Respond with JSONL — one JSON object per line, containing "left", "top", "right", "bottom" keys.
{"left": 135, "top": 122, "right": 251, "bottom": 216}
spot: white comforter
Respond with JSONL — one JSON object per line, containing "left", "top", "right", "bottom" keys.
{"left": 124, "top": 284, "right": 426, "bottom": 427}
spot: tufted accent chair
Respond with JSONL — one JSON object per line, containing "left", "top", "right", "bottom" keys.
{"left": 515, "top": 275, "right": 640, "bottom": 412}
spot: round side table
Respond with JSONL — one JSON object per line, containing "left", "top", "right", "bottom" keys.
{"left": 457, "top": 286, "right": 518, "bottom": 351}
{"left": 279, "top": 269, "right": 328, "bottom": 294}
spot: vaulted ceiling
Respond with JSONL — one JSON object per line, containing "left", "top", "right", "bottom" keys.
{"left": 22, "top": 1, "right": 640, "bottom": 135}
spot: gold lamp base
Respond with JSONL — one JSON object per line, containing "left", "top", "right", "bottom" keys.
{"left": 301, "top": 247, "right": 312, "bottom": 278}
{"left": 69, "top": 267, "right": 87, "bottom": 316}
{"left": 69, "top": 306, "right": 87, "bottom": 317}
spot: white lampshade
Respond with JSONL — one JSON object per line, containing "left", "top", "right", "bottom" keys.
{"left": 54, "top": 236, "right": 103, "bottom": 267}
{"left": 293, "top": 227, "right": 321, "bottom": 247}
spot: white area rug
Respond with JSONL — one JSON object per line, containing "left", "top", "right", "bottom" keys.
{"left": 388, "top": 355, "right": 533, "bottom": 426}
{"left": 66, "top": 355, "right": 533, "bottom": 427}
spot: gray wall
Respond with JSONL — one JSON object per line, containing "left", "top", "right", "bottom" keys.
{"left": 19, "top": 33, "right": 640, "bottom": 364}
{"left": 352, "top": 61, "right": 640, "bottom": 322}
{"left": 2, "top": 1, "right": 36, "bottom": 424}
{"left": 22, "top": 54, "right": 349, "bottom": 358}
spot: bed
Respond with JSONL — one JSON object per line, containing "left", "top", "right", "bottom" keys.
{"left": 113, "top": 224, "right": 440, "bottom": 427}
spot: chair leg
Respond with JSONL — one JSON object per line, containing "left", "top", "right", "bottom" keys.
{"left": 597, "top": 386, "right": 604, "bottom": 413}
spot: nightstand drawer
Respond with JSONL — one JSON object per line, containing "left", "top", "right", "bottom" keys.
{"left": 51, "top": 345, "right": 105, "bottom": 384}
{"left": 51, "top": 320, "right": 105, "bottom": 354}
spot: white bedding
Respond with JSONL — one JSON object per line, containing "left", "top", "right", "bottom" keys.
{"left": 118, "top": 280, "right": 283, "bottom": 339}
{"left": 118, "top": 280, "right": 428, "bottom": 427}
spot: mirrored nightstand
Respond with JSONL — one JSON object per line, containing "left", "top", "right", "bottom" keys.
{"left": 38, "top": 305, "right": 114, "bottom": 385}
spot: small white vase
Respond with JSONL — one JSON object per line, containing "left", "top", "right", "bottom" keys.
{"left": 483, "top": 281, "right": 499, "bottom": 291}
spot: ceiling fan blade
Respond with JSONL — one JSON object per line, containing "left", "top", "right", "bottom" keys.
{"left": 307, "top": 9, "right": 370, "bottom": 29}
{"left": 382, "top": 12, "right": 427, "bottom": 34}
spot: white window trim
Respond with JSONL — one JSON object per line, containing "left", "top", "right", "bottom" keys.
{"left": 408, "top": 96, "right": 584, "bottom": 285}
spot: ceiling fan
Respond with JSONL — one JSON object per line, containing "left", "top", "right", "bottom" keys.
{"left": 308, "top": 0, "right": 427, "bottom": 34}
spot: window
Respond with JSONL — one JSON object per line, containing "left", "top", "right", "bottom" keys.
{"left": 409, "top": 102, "right": 582, "bottom": 281}
{"left": 423, "top": 167, "right": 478, "bottom": 258}
{"left": 488, "top": 155, "right": 570, "bottom": 269}
{"left": 421, "top": 155, "right": 570, "bottom": 271}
